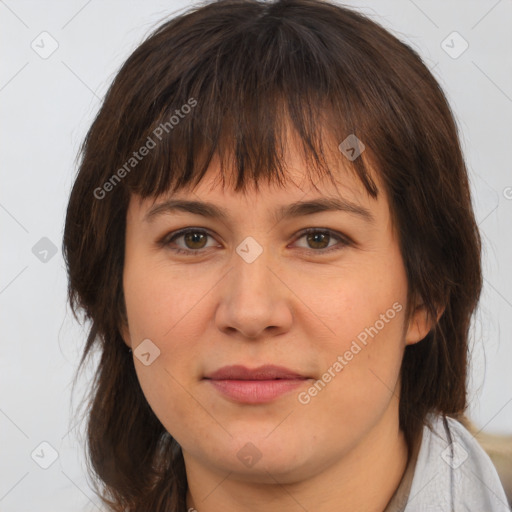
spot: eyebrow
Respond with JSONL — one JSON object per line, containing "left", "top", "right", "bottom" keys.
{"left": 143, "top": 197, "right": 375, "bottom": 224}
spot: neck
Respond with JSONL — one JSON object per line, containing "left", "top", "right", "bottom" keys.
{"left": 184, "top": 405, "right": 409, "bottom": 512}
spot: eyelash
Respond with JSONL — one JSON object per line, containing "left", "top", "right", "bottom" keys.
{"left": 158, "top": 227, "right": 352, "bottom": 256}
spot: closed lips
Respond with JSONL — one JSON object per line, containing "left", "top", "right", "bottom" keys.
{"left": 204, "top": 365, "right": 310, "bottom": 380}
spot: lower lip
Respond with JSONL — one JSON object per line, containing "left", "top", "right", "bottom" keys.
{"left": 207, "top": 379, "right": 307, "bottom": 404}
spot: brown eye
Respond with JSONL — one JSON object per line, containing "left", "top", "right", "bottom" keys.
{"left": 305, "top": 231, "right": 330, "bottom": 249}
{"left": 160, "top": 228, "right": 216, "bottom": 256}
{"left": 293, "top": 228, "right": 351, "bottom": 253}
{"left": 182, "top": 231, "right": 208, "bottom": 250}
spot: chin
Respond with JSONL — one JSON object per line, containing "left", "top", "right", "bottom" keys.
{"left": 196, "top": 433, "right": 320, "bottom": 482}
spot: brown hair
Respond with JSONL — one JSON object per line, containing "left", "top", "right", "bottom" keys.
{"left": 63, "top": 0, "right": 482, "bottom": 510}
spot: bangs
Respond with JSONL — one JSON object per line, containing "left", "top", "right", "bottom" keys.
{"left": 126, "top": 94, "right": 378, "bottom": 200}
{"left": 107, "top": 1, "right": 401, "bottom": 200}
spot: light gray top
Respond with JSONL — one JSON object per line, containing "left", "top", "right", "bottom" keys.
{"left": 384, "top": 412, "right": 510, "bottom": 511}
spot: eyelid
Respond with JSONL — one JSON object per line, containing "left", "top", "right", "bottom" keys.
{"left": 292, "top": 227, "right": 352, "bottom": 252}
{"left": 157, "top": 227, "right": 216, "bottom": 251}
{"left": 158, "top": 226, "right": 352, "bottom": 255}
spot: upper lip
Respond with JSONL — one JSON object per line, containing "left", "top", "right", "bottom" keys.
{"left": 204, "top": 365, "right": 308, "bottom": 380}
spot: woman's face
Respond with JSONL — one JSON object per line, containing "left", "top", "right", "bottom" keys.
{"left": 121, "top": 141, "right": 431, "bottom": 484}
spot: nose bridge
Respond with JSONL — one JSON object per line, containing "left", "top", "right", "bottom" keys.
{"left": 232, "top": 236, "right": 276, "bottom": 310}
{"left": 215, "top": 236, "right": 291, "bottom": 338}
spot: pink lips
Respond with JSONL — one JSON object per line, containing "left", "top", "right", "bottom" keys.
{"left": 204, "top": 365, "right": 310, "bottom": 404}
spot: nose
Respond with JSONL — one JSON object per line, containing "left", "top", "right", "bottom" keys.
{"left": 214, "top": 245, "right": 293, "bottom": 340}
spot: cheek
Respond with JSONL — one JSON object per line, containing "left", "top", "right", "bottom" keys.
{"left": 319, "top": 260, "right": 407, "bottom": 350}
{"left": 123, "top": 257, "right": 211, "bottom": 344}
{"left": 124, "top": 260, "right": 212, "bottom": 437}
{"left": 298, "top": 298, "right": 406, "bottom": 451}
{"left": 310, "top": 256, "right": 408, "bottom": 401}
{"left": 123, "top": 257, "right": 213, "bottom": 415}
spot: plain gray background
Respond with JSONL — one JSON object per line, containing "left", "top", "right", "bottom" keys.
{"left": 1, "top": 0, "right": 511, "bottom": 510}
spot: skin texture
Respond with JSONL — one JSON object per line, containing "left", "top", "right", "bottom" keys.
{"left": 121, "top": 134, "right": 435, "bottom": 512}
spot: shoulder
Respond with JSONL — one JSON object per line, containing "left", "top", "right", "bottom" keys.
{"left": 403, "top": 412, "right": 511, "bottom": 512}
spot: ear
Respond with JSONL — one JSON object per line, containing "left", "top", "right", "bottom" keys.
{"left": 405, "top": 301, "right": 445, "bottom": 346}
